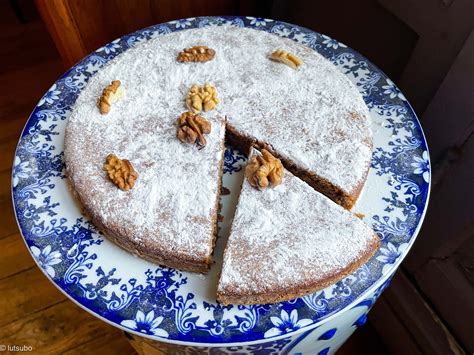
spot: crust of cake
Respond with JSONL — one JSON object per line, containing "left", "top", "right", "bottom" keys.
{"left": 64, "top": 132, "right": 226, "bottom": 274}
{"left": 225, "top": 122, "right": 371, "bottom": 210}
{"left": 217, "top": 232, "right": 380, "bottom": 305}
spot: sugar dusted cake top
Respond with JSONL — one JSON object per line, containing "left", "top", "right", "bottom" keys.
{"left": 168, "top": 25, "right": 371, "bottom": 195}
{"left": 64, "top": 24, "right": 373, "bottom": 272}
{"left": 72, "top": 25, "right": 371, "bottom": 193}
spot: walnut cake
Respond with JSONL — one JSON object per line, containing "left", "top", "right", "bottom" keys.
{"left": 64, "top": 25, "right": 377, "bottom": 292}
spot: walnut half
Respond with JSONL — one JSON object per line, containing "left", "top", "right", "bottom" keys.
{"left": 185, "top": 83, "right": 219, "bottom": 113}
{"left": 270, "top": 49, "right": 303, "bottom": 70}
{"left": 97, "top": 80, "right": 125, "bottom": 114}
{"left": 104, "top": 154, "right": 138, "bottom": 191}
{"left": 245, "top": 149, "right": 284, "bottom": 190}
{"left": 176, "top": 111, "right": 212, "bottom": 149}
{"left": 177, "top": 45, "right": 216, "bottom": 62}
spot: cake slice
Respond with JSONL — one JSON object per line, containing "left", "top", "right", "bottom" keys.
{"left": 217, "top": 149, "right": 380, "bottom": 305}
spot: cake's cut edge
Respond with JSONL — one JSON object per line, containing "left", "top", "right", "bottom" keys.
{"left": 217, "top": 232, "right": 380, "bottom": 305}
{"left": 209, "top": 120, "right": 227, "bottom": 261}
{"left": 225, "top": 121, "right": 372, "bottom": 210}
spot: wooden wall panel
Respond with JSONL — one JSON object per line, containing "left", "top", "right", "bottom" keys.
{"left": 418, "top": 30, "right": 474, "bottom": 162}
{"left": 35, "top": 0, "right": 263, "bottom": 67}
{"left": 408, "top": 131, "right": 474, "bottom": 351}
{"left": 35, "top": 0, "right": 87, "bottom": 67}
{"left": 66, "top": 0, "right": 240, "bottom": 52}
{"left": 379, "top": 0, "right": 473, "bottom": 113}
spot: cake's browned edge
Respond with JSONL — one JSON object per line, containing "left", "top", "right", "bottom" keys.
{"left": 217, "top": 232, "right": 381, "bottom": 305}
{"left": 64, "top": 121, "right": 226, "bottom": 274}
{"left": 225, "top": 122, "right": 372, "bottom": 210}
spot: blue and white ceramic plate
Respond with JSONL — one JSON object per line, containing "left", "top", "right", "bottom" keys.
{"left": 13, "top": 17, "right": 430, "bottom": 346}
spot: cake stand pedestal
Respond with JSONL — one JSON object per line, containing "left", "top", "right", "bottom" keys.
{"left": 123, "top": 274, "right": 390, "bottom": 355}
{"left": 13, "top": 16, "right": 429, "bottom": 355}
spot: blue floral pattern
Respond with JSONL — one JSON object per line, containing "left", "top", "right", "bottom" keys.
{"left": 377, "top": 242, "right": 409, "bottom": 275}
{"left": 412, "top": 150, "right": 430, "bottom": 183}
{"left": 169, "top": 18, "right": 194, "bottom": 29}
{"left": 246, "top": 17, "right": 273, "bottom": 27}
{"left": 264, "top": 310, "right": 312, "bottom": 338}
{"left": 30, "top": 245, "right": 62, "bottom": 278}
{"left": 38, "top": 83, "right": 61, "bottom": 106}
{"left": 382, "top": 78, "right": 407, "bottom": 101}
{"left": 97, "top": 38, "right": 121, "bottom": 54}
{"left": 223, "top": 147, "right": 247, "bottom": 174}
{"left": 321, "top": 34, "right": 347, "bottom": 49}
{"left": 12, "top": 156, "right": 31, "bottom": 187}
{"left": 12, "top": 16, "right": 429, "bottom": 347}
{"left": 121, "top": 310, "right": 169, "bottom": 337}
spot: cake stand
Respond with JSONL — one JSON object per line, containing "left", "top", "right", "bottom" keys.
{"left": 12, "top": 16, "right": 430, "bottom": 354}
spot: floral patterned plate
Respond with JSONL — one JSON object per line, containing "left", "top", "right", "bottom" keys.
{"left": 12, "top": 16, "right": 430, "bottom": 346}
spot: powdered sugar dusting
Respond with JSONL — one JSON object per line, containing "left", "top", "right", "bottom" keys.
{"left": 218, "top": 150, "right": 377, "bottom": 297}
{"left": 65, "top": 25, "right": 371, "bottom": 266}
{"left": 65, "top": 41, "right": 227, "bottom": 261}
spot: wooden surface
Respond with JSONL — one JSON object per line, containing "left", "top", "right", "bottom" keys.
{"left": 369, "top": 270, "right": 464, "bottom": 354}
{"left": 0, "top": 3, "right": 135, "bottom": 354}
{"left": 0, "top": 2, "right": 387, "bottom": 354}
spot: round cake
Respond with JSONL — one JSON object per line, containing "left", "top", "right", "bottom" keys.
{"left": 64, "top": 25, "right": 373, "bottom": 274}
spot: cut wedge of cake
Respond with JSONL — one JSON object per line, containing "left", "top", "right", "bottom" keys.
{"left": 217, "top": 149, "right": 380, "bottom": 305}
